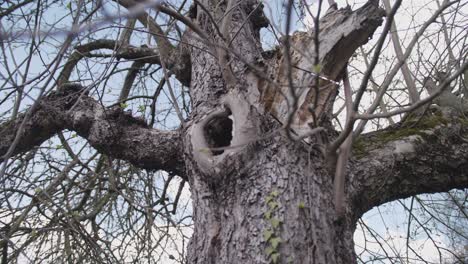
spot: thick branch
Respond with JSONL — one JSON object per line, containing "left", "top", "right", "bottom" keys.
{"left": 58, "top": 39, "right": 120, "bottom": 86}
{"left": 382, "top": 0, "right": 420, "bottom": 103}
{"left": 0, "top": 85, "right": 186, "bottom": 178}
{"left": 88, "top": 45, "right": 162, "bottom": 64}
{"left": 349, "top": 112, "right": 468, "bottom": 218}
{"left": 119, "top": 61, "right": 146, "bottom": 101}
{"left": 116, "top": 0, "right": 175, "bottom": 62}
{"left": 258, "top": 2, "right": 384, "bottom": 134}
{"left": 115, "top": 0, "right": 194, "bottom": 86}
{"left": 58, "top": 39, "right": 191, "bottom": 86}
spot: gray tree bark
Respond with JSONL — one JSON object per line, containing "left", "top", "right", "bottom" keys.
{"left": 0, "top": 1, "right": 467, "bottom": 263}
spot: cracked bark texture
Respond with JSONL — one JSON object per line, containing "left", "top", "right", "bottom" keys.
{"left": 0, "top": 85, "right": 185, "bottom": 177}
{"left": 184, "top": 2, "right": 387, "bottom": 263}
{"left": 351, "top": 111, "right": 468, "bottom": 218}
{"left": 1, "top": 0, "right": 467, "bottom": 263}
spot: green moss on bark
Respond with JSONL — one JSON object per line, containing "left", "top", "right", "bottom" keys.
{"left": 352, "top": 111, "right": 450, "bottom": 158}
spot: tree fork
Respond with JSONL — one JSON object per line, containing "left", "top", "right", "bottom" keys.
{"left": 183, "top": 1, "right": 386, "bottom": 263}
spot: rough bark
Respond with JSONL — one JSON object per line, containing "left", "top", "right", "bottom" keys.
{"left": 258, "top": 2, "right": 385, "bottom": 135}
{"left": 0, "top": 1, "right": 467, "bottom": 263}
{"left": 350, "top": 109, "right": 468, "bottom": 217}
{"left": 58, "top": 39, "right": 191, "bottom": 87}
{"left": 184, "top": 1, "right": 384, "bottom": 263}
{"left": 0, "top": 84, "right": 185, "bottom": 177}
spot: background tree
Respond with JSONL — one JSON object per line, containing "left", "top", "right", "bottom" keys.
{"left": 0, "top": 0, "right": 467, "bottom": 263}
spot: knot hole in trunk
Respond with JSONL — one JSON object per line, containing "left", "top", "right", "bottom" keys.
{"left": 203, "top": 108, "right": 233, "bottom": 155}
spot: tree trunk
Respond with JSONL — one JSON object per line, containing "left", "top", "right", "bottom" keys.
{"left": 183, "top": 1, "right": 383, "bottom": 263}
{"left": 1, "top": 1, "right": 467, "bottom": 263}
{"left": 186, "top": 137, "right": 357, "bottom": 263}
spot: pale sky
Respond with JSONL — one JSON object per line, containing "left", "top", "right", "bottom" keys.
{"left": 1, "top": 0, "right": 466, "bottom": 263}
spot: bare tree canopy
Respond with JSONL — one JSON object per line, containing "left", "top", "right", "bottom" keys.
{"left": 0, "top": 0, "right": 467, "bottom": 263}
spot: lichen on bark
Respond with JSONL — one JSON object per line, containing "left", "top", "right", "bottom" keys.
{"left": 353, "top": 109, "right": 451, "bottom": 157}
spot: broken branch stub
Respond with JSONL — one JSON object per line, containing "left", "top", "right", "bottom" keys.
{"left": 258, "top": 3, "right": 384, "bottom": 134}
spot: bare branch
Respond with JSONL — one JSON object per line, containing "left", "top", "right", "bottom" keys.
{"left": 118, "top": 18, "right": 137, "bottom": 46}
{"left": 0, "top": 84, "right": 186, "bottom": 178}
{"left": 119, "top": 61, "right": 146, "bottom": 101}
{"left": 0, "top": 0, "right": 34, "bottom": 19}
{"left": 382, "top": 0, "right": 420, "bottom": 103}
{"left": 357, "top": 62, "right": 468, "bottom": 120}
{"left": 350, "top": 114, "right": 468, "bottom": 217}
{"left": 116, "top": 0, "right": 175, "bottom": 63}
{"left": 333, "top": 69, "right": 353, "bottom": 218}
{"left": 259, "top": 2, "right": 384, "bottom": 138}
{"left": 353, "top": 0, "right": 462, "bottom": 136}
